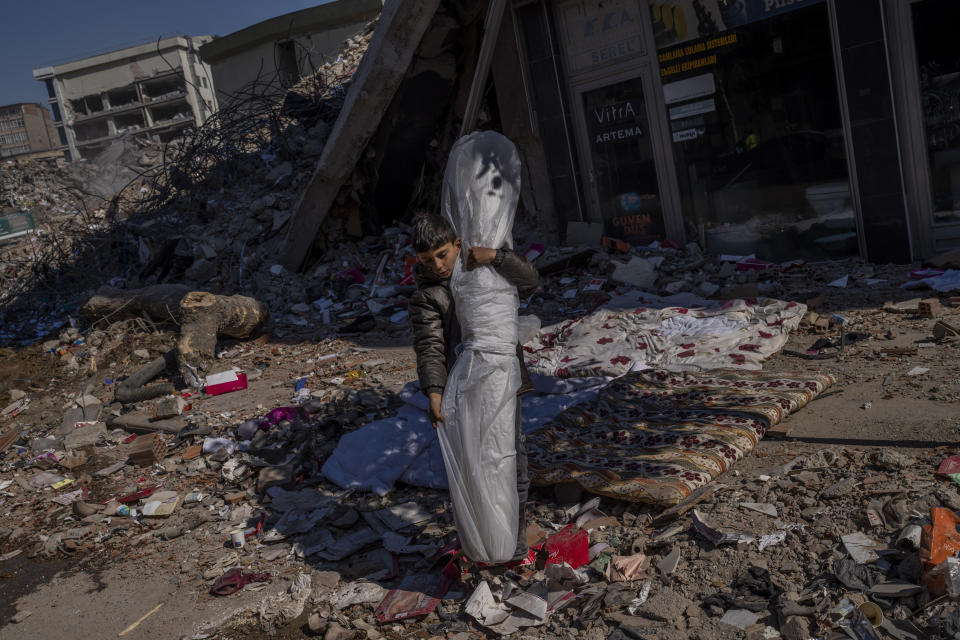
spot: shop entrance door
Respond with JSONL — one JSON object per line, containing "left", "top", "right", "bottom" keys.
{"left": 571, "top": 68, "right": 680, "bottom": 244}
{"left": 889, "top": 0, "right": 960, "bottom": 255}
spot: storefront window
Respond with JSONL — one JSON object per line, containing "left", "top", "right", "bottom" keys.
{"left": 651, "top": 1, "right": 854, "bottom": 261}
{"left": 912, "top": 0, "right": 960, "bottom": 225}
{"left": 583, "top": 77, "right": 665, "bottom": 243}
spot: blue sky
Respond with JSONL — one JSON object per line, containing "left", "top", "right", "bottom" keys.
{"left": 0, "top": 0, "right": 333, "bottom": 107}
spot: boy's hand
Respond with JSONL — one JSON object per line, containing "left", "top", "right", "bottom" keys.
{"left": 466, "top": 246, "right": 497, "bottom": 271}
{"left": 428, "top": 392, "right": 444, "bottom": 428}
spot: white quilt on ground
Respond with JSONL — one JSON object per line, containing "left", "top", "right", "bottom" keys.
{"left": 523, "top": 297, "right": 806, "bottom": 378}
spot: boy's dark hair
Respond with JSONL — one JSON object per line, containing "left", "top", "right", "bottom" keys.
{"left": 411, "top": 213, "right": 456, "bottom": 253}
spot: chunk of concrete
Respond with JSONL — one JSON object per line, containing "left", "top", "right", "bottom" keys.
{"left": 63, "top": 422, "right": 106, "bottom": 450}
{"left": 612, "top": 257, "right": 657, "bottom": 289}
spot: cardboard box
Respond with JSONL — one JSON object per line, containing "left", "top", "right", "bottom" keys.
{"left": 205, "top": 370, "right": 248, "bottom": 396}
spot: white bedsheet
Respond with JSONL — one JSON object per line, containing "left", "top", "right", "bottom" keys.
{"left": 321, "top": 375, "right": 608, "bottom": 495}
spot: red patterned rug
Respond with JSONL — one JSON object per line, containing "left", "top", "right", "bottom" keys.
{"left": 528, "top": 368, "right": 835, "bottom": 505}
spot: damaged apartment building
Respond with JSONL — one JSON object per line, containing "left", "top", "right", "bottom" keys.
{"left": 197, "top": 0, "right": 383, "bottom": 103}
{"left": 32, "top": 36, "right": 217, "bottom": 162}
{"left": 0, "top": 102, "right": 60, "bottom": 160}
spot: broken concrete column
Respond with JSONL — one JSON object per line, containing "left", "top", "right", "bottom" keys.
{"left": 280, "top": 0, "right": 443, "bottom": 270}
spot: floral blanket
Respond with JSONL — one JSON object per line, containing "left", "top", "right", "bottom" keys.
{"left": 523, "top": 298, "right": 806, "bottom": 378}
{"left": 527, "top": 368, "right": 835, "bottom": 505}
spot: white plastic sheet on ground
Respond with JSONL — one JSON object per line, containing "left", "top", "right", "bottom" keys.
{"left": 903, "top": 269, "right": 960, "bottom": 293}
{"left": 437, "top": 131, "right": 523, "bottom": 564}
{"left": 320, "top": 376, "right": 608, "bottom": 495}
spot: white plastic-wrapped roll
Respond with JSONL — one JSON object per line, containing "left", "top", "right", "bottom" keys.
{"left": 437, "top": 131, "right": 522, "bottom": 564}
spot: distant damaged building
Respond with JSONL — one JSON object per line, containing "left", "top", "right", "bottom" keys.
{"left": 198, "top": 0, "right": 383, "bottom": 103}
{"left": 33, "top": 36, "right": 218, "bottom": 162}
{"left": 0, "top": 103, "right": 61, "bottom": 160}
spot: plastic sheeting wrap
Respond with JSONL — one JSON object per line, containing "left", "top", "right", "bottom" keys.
{"left": 438, "top": 131, "right": 522, "bottom": 564}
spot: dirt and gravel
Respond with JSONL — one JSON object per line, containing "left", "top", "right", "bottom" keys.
{"left": 0, "top": 255, "right": 959, "bottom": 640}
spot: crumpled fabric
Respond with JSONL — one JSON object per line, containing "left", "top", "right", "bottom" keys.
{"left": 702, "top": 566, "right": 781, "bottom": 613}
{"left": 903, "top": 269, "right": 960, "bottom": 293}
{"left": 258, "top": 572, "right": 311, "bottom": 628}
{"left": 437, "top": 131, "right": 522, "bottom": 564}
{"left": 525, "top": 298, "right": 806, "bottom": 377}
{"left": 833, "top": 557, "right": 881, "bottom": 592}
{"left": 320, "top": 376, "right": 607, "bottom": 495}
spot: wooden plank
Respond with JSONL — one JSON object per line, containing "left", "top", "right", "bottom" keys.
{"left": 652, "top": 483, "right": 726, "bottom": 526}
{"left": 0, "top": 428, "right": 21, "bottom": 453}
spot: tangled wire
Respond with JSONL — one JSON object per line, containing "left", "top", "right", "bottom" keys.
{"left": 138, "top": 33, "right": 362, "bottom": 216}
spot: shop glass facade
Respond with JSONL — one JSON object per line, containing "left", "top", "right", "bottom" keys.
{"left": 582, "top": 77, "right": 665, "bottom": 242}
{"left": 652, "top": 0, "right": 855, "bottom": 261}
{"left": 911, "top": 0, "right": 960, "bottom": 226}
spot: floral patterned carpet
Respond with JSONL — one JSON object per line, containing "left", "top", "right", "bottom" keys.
{"left": 527, "top": 368, "right": 835, "bottom": 505}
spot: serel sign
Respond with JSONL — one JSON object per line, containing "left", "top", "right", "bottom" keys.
{"left": 558, "top": 0, "right": 646, "bottom": 73}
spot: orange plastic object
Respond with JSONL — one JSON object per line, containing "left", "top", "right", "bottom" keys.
{"left": 921, "top": 507, "right": 960, "bottom": 595}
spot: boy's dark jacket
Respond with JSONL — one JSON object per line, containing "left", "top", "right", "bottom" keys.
{"left": 409, "top": 247, "right": 539, "bottom": 397}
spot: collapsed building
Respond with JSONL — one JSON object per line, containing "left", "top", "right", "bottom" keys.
{"left": 32, "top": 36, "right": 218, "bottom": 162}
{"left": 197, "top": 0, "right": 384, "bottom": 104}
{"left": 6, "top": 0, "right": 960, "bottom": 341}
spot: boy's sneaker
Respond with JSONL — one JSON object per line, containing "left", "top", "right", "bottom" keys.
{"left": 511, "top": 504, "right": 528, "bottom": 561}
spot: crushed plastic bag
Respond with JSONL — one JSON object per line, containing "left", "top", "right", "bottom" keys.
{"left": 438, "top": 131, "right": 522, "bottom": 564}
{"left": 927, "top": 557, "right": 960, "bottom": 599}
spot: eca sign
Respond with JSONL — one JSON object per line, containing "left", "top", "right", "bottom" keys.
{"left": 582, "top": 8, "right": 636, "bottom": 36}
{"left": 560, "top": 0, "right": 645, "bottom": 72}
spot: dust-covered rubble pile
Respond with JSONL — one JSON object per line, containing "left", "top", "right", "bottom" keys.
{"left": 2, "top": 298, "right": 960, "bottom": 639}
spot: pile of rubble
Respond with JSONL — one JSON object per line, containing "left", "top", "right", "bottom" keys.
{"left": 120, "top": 25, "right": 379, "bottom": 311}
{"left": 0, "top": 158, "right": 95, "bottom": 304}
{"left": 0, "top": 137, "right": 179, "bottom": 344}
{"left": 0, "top": 26, "right": 377, "bottom": 345}
{"left": 11, "top": 222, "right": 960, "bottom": 388}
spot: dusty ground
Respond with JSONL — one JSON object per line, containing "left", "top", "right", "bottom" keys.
{"left": 1, "top": 277, "right": 959, "bottom": 640}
